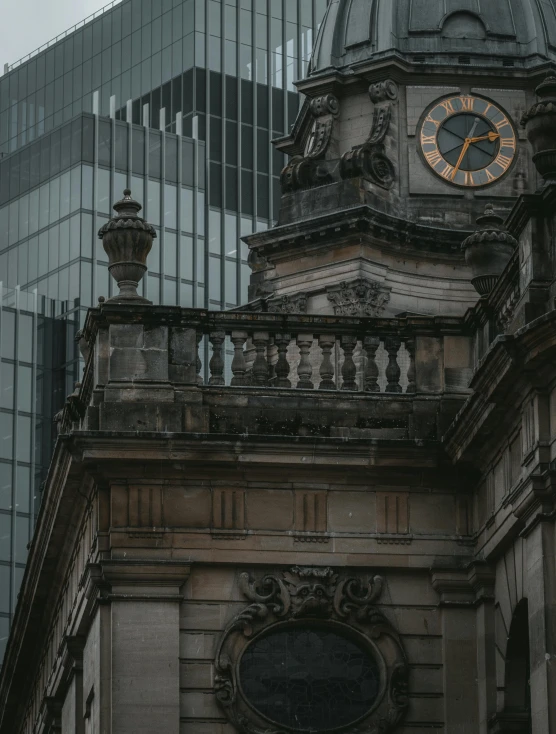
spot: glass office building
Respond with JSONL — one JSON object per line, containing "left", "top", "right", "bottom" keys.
{"left": 0, "top": 286, "right": 71, "bottom": 660}
{"left": 0, "top": 0, "right": 329, "bottom": 661}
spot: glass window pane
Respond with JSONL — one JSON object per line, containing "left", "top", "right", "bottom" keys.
{"left": 16, "top": 466, "right": 30, "bottom": 514}
{"left": 0, "top": 514, "right": 11, "bottom": 561}
{"left": 147, "top": 180, "right": 160, "bottom": 225}
{"left": 15, "top": 515, "right": 29, "bottom": 563}
{"left": 0, "top": 363, "right": 14, "bottom": 409}
{"left": 97, "top": 169, "right": 111, "bottom": 214}
{"left": 180, "top": 235, "right": 193, "bottom": 280}
{"left": 163, "top": 232, "right": 177, "bottom": 276}
{"left": 209, "top": 256, "right": 221, "bottom": 301}
{"left": 17, "top": 315, "right": 33, "bottom": 363}
{"left": 0, "top": 565, "right": 10, "bottom": 612}
{"left": 0, "top": 413, "right": 13, "bottom": 461}
{"left": 225, "top": 259, "right": 238, "bottom": 304}
{"left": 180, "top": 188, "right": 193, "bottom": 233}
{"left": 164, "top": 184, "right": 177, "bottom": 229}
{"left": 60, "top": 170, "right": 71, "bottom": 218}
{"left": 0, "top": 311, "right": 15, "bottom": 359}
{"left": 0, "top": 463, "right": 11, "bottom": 510}
{"left": 209, "top": 209, "right": 221, "bottom": 254}
{"left": 17, "top": 367, "right": 32, "bottom": 415}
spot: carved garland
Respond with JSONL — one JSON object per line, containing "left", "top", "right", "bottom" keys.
{"left": 327, "top": 279, "right": 391, "bottom": 318}
{"left": 215, "top": 567, "right": 408, "bottom": 734}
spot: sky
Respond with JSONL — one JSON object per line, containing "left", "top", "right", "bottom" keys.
{"left": 2, "top": 0, "right": 116, "bottom": 71}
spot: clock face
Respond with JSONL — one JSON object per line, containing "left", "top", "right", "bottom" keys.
{"left": 420, "top": 96, "right": 517, "bottom": 187}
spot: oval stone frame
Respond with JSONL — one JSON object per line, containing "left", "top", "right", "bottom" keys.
{"left": 214, "top": 567, "right": 409, "bottom": 734}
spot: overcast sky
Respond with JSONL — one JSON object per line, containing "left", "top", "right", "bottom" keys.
{"left": 3, "top": 0, "right": 116, "bottom": 70}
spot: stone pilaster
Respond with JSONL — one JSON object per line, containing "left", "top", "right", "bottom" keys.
{"left": 525, "top": 519, "right": 556, "bottom": 734}
{"left": 83, "top": 560, "right": 190, "bottom": 734}
{"left": 431, "top": 568, "right": 481, "bottom": 734}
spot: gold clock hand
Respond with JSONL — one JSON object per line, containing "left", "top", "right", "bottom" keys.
{"left": 469, "top": 132, "right": 500, "bottom": 144}
{"left": 451, "top": 139, "right": 471, "bottom": 181}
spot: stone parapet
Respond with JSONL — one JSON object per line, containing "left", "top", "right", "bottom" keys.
{"left": 56, "top": 305, "right": 472, "bottom": 442}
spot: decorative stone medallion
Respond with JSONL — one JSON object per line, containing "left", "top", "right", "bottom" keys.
{"left": 214, "top": 567, "right": 408, "bottom": 734}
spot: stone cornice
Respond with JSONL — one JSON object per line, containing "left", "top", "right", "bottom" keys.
{"left": 505, "top": 182, "right": 556, "bottom": 240}
{"left": 82, "top": 560, "right": 191, "bottom": 603}
{"left": 430, "top": 562, "right": 495, "bottom": 606}
{"left": 444, "top": 311, "right": 556, "bottom": 465}
{"left": 243, "top": 205, "right": 470, "bottom": 261}
{"left": 69, "top": 431, "right": 451, "bottom": 470}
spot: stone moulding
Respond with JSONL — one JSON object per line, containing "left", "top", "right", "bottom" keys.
{"left": 214, "top": 566, "right": 408, "bottom": 734}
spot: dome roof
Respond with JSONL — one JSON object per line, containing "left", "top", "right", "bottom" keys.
{"left": 310, "top": 0, "right": 556, "bottom": 75}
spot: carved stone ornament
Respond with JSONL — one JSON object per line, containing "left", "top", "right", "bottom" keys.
{"left": 267, "top": 293, "right": 308, "bottom": 314}
{"left": 97, "top": 189, "right": 156, "bottom": 303}
{"left": 214, "top": 567, "right": 408, "bottom": 734}
{"left": 340, "top": 105, "right": 395, "bottom": 189}
{"left": 327, "top": 279, "right": 391, "bottom": 317}
{"left": 304, "top": 94, "right": 340, "bottom": 160}
{"left": 369, "top": 80, "right": 399, "bottom": 105}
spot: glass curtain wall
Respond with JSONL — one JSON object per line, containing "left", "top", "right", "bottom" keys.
{"left": 0, "top": 286, "right": 71, "bottom": 661}
{"left": 0, "top": 113, "right": 207, "bottom": 319}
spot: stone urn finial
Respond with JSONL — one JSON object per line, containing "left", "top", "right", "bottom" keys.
{"left": 97, "top": 189, "right": 157, "bottom": 303}
{"left": 522, "top": 76, "right": 556, "bottom": 180}
{"left": 462, "top": 204, "right": 517, "bottom": 296}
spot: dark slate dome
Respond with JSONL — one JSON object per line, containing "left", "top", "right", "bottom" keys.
{"left": 310, "top": 0, "right": 556, "bottom": 74}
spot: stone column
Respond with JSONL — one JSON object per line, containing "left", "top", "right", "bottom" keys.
{"left": 86, "top": 560, "right": 190, "bottom": 734}
{"left": 431, "top": 569, "right": 480, "bottom": 734}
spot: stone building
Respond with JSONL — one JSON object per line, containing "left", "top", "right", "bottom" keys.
{"left": 1, "top": 2, "right": 556, "bottom": 733}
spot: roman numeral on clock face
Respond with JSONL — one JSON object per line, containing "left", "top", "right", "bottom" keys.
{"left": 460, "top": 97, "right": 475, "bottom": 111}
{"left": 425, "top": 149, "right": 443, "bottom": 167}
{"left": 425, "top": 115, "right": 440, "bottom": 129}
{"left": 495, "top": 153, "right": 513, "bottom": 169}
{"left": 440, "top": 163, "right": 455, "bottom": 180}
{"left": 439, "top": 99, "right": 456, "bottom": 115}
{"left": 421, "top": 134, "right": 436, "bottom": 145}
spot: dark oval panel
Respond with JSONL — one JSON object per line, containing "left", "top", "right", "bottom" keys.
{"left": 239, "top": 625, "right": 381, "bottom": 733}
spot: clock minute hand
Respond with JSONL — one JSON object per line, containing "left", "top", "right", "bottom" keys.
{"left": 451, "top": 138, "right": 471, "bottom": 181}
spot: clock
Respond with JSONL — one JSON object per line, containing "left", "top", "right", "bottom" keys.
{"left": 419, "top": 96, "right": 517, "bottom": 187}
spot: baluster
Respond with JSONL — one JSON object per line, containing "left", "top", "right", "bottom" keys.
{"left": 319, "top": 336, "right": 336, "bottom": 390}
{"left": 363, "top": 336, "right": 381, "bottom": 392}
{"left": 209, "top": 331, "right": 226, "bottom": 386}
{"left": 196, "top": 330, "right": 203, "bottom": 385}
{"left": 405, "top": 337, "right": 416, "bottom": 394}
{"left": 341, "top": 335, "right": 358, "bottom": 391}
{"left": 267, "top": 339, "right": 277, "bottom": 384}
{"left": 273, "top": 333, "right": 292, "bottom": 388}
{"left": 297, "top": 334, "right": 314, "bottom": 389}
{"left": 385, "top": 336, "right": 402, "bottom": 393}
{"left": 252, "top": 331, "right": 270, "bottom": 386}
{"left": 230, "top": 330, "right": 248, "bottom": 386}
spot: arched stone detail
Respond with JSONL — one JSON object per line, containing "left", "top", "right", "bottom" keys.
{"left": 441, "top": 11, "right": 487, "bottom": 39}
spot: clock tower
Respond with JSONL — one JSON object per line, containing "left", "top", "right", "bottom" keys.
{"left": 245, "top": 0, "right": 555, "bottom": 319}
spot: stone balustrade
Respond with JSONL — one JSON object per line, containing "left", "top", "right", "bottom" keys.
{"left": 57, "top": 305, "right": 472, "bottom": 440}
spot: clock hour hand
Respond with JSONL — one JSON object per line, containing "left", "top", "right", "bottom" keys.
{"left": 468, "top": 132, "right": 500, "bottom": 144}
